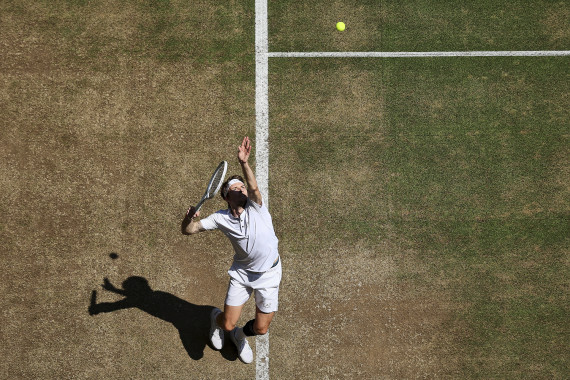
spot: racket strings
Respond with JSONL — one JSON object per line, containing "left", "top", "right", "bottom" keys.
{"left": 206, "top": 165, "right": 226, "bottom": 198}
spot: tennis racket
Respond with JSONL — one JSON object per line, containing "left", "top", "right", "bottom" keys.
{"left": 193, "top": 161, "right": 228, "bottom": 212}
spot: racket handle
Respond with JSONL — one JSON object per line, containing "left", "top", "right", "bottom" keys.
{"left": 194, "top": 198, "right": 205, "bottom": 213}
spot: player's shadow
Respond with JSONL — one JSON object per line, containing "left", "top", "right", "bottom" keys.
{"left": 88, "top": 276, "right": 237, "bottom": 361}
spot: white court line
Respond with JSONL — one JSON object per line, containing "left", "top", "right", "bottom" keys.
{"left": 269, "top": 50, "right": 570, "bottom": 58}
{"left": 255, "top": 0, "right": 269, "bottom": 206}
{"left": 255, "top": 0, "right": 270, "bottom": 379}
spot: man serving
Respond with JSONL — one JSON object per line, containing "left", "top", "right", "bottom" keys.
{"left": 182, "top": 136, "right": 282, "bottom": 364}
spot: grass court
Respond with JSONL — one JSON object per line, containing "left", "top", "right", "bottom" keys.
{"left": 1, "top": 0, "right": 568, "bottom": 378}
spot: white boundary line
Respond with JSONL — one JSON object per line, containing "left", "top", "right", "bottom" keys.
{"left": 255, "top": 0, "right": 270, "bottom": 379}
{"left": 255, "top": 0, "right": 269, "bottom": 207}
{"left": 269, "top": 50, "right": 570, "bottom": 58}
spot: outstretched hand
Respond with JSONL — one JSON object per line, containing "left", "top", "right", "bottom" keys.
{"left": 238, "top": 136, "right": 251, "bottom": 164}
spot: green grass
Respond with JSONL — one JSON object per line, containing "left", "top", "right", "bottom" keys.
{"left": 270, "top": 56, "right": 568, "bottom": 377}
{"left": 382, "top": 57, "right": 568, "bottom": 378}
{"left": 269, "top": 0, "right": 569, "bottom": 52}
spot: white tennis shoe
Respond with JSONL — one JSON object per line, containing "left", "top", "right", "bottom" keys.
{"left": 209, "top": 308, "right": 224, "bottom": 350}
{"left": 230, "top": 328, "right": 254, "bottom": 364}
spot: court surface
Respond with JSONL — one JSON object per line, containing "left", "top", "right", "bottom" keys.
{"left": 2, "top": 0, "right": 568, "bottom": 379}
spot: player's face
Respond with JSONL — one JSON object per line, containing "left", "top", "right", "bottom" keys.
{"left": 227, "top": 182, "right": 248, "bottom": 204}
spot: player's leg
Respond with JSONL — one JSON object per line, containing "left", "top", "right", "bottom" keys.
{"left": 218, "top": 275, "right": 255, "bottom": 363}
{"left": 241, "top": 263, "right": 281, "bottom": 337}
{"left": 252, "top": 306, "right": 274, "bottom": 335}
{"left": 209, "top": 275, "right": 251, "bottom": 351}
{"left": 223, "top": 304, "right": 255, "bottom": 364}
{"left": 217, "top": 303, "right": 245, "bottom": 332}
{"left": 240, "top": 299, "right": 276, "bottom": 337}
{"left": 217, "top": 273, "right": 253, "bottom": 331}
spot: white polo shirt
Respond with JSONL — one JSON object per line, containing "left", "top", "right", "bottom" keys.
{"left": 200, "top": 198, "right": 279, "bottom": 272}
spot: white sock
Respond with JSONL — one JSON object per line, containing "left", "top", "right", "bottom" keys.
{"left": 234, "top": 327, "right": 246, "bottom": 340}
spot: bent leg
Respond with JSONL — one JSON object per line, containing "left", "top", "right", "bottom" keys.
{"left": 251, "top": 261, "right": 281, "bottom": 335}
{"left": 218, "top": 274, "right": 253, "bottom": 331}
{"left": 253, "top": 306, "right": 275, "bottom": 335}
{"left": 217, "top": 303, "right": 245, "bottom": 332}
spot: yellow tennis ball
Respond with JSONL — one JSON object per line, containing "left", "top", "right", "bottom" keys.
{"left": 336, "top": 22, "right": 346, "bottom": 31}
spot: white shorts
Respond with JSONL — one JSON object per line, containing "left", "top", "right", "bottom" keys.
{"left": 225, "top": 258, "right": 282, "bottom": 313}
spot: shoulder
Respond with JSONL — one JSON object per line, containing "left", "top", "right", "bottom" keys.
{"left": 247, "top": 198, "right": 262, "bottom": 209}
{"left": 212, "top": 209, "right": 232, "bottom": 221}
{"left": 246, "top": 198, "right": 270, "bottom": 215}
{"left": 201, "top": 209, "right": 231, "bottom": 229}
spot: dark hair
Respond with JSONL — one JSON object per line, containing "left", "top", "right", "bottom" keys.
{"left": 221, "top": 175, "right": 245, "bottom": 200}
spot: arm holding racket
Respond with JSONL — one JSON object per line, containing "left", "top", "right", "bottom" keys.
{"left": 181, "top": 160, "right": 227, "bottom": 235}
{"left": 181, "top": 206, "right": 204, "bottom": 235}
{"left": 238, "top": 137, "right": 262, "bottom": 205}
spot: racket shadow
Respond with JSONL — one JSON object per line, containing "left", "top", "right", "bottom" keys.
{"left": 88, "top": 276, "right": 238, "bottom": 362}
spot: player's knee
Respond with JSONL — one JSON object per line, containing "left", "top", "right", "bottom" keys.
{"left": 223, "top": 320, "right": 236, "bottom": 332}
{"left": 254, "top": 322, "right": 269, "bottom": 335}
{"left": 220, "top": 315, "right": 236, "bottom": 332}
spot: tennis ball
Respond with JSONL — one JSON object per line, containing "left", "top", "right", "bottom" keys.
{"left": 336, "top": 22, "right": 346, "bottom": 31}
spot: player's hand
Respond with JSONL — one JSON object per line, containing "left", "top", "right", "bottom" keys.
{"left": 238, "top": 136, "right": 251, "bottom": 164}
{"left": 186, "top": 206, "right": 200, "bottom": 220}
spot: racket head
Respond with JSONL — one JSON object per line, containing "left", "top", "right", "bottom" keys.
{"left": 204, "top": 161, "right": 228, "bottom": 199}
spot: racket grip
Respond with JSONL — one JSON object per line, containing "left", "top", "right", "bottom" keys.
{"left": 194, "top": 199, "right": 205, "bottom": 213}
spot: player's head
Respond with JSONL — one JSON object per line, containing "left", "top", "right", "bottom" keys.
{"left": 221, "top": 175, "right": 248, "bottom": 205}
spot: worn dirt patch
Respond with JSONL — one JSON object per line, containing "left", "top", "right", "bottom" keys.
{"left": 1, "top": 1, "right": 256, "bottom": 378}
{"left": 271, "top": 240, "right": 457, "bottom": 379}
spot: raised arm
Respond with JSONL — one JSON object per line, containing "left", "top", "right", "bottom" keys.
{"left": 238, "top": 136, "right": 262, "bottom": 205}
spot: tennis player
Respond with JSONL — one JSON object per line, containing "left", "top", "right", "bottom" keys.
{"left": 181, "top": 136, "right": 282, "bottom": 364}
